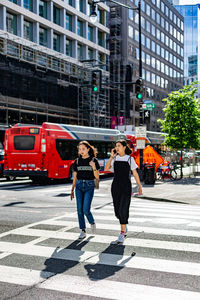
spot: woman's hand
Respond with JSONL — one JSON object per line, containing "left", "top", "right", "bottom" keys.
{"left": 138, "top": 186, "right": 143, "bottom": 195}
{"left": 89, "top": 161, "right": 96, "bottom": 169}
{"left": 71, "top": 190, "right": 74, "bottom": 200}
{"left": 111, "top": 148, "right": 117, "bottom": 158}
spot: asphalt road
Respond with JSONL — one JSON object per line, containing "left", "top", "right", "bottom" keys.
{"left": 0, "top": 177, "right": 200, "bottom": 300}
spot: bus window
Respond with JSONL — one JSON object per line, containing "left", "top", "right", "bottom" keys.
{"left": 14, "top": 136, "right": 35, "bottom": 150}
{"left": 56, "top": 139, "right": 78, "bottom": 160}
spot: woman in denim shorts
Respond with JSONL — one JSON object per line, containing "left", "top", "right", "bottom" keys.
{"left": 71, "top": 141, "right": 100, "bottom": 239}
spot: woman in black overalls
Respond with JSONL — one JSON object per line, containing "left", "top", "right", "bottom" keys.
{"left": 105, "top": 140, "right": 142, "bottom": 244}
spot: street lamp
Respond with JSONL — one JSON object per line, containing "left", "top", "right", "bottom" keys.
{"left": 90, "top": 2, "right": 98, "bottom": 23}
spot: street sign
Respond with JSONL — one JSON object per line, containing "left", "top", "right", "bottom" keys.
{"left": 143, "top": 100, "right": 153, "bottom": 104}
{"left": 135, "top": 126, "right": 146, "bottom": 138}
{"left": 136, "top": 139, "right": 145, "bottom": 149}
{"left": 142, "top": 103, "right": 155, "bottom": 110}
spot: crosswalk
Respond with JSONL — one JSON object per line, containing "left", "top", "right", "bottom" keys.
{"left": 0, "top": 199, "right": 200, "bottom": 299}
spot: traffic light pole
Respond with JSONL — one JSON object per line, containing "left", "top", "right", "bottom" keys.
{"left": 90, "top": 0, "right": 144, "bottom": 180}
{"left": 138, "top": 0, "right": 144, "bottom": 181}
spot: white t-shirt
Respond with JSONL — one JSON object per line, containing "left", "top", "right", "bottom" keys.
{"left": 110, "top": 155, "right": 138, "bottom": 172}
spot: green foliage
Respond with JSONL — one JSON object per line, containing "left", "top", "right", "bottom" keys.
{"left": 158, "top": 82, "right": 200, "bottom": 150}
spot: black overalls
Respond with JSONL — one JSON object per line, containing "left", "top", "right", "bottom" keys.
{"left": 111, "top": 158, "right": 132, "bottom": 224}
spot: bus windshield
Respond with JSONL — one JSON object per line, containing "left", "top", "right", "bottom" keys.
{"left": 14, "top": 136, "right": 35, "bottom": 150}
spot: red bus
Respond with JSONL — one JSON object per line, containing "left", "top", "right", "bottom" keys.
{"left": 4, "top": 123, "right": 126, "bottom": 183}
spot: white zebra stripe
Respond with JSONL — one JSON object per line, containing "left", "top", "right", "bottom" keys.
{"left": 0, "top": 241, "right": 199, "bottom": 276}
{"left": 0, "top": 266, "right": 199, "bottom": 300}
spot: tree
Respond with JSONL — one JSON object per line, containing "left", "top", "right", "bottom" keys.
{"left": 158, "top": 82, "right": 200, "bottom": 178}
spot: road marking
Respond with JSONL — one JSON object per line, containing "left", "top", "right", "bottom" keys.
{"left": 4, "top": 229, "right": 200, "bottom": 253}
{"left": 13, "top": 222, "right": 200, "bottom": 238}
{"left": 0, "top": 266, "right": 200, "bottom": 300}
{"left": 0, "top": 242, "right": 200, "bottom": 276}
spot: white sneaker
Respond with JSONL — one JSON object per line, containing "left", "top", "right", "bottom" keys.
{"left": 111, "top": 233, "right": 124, "bottom": 244}
{"left": 79, "top": 230, "right": 86, "bottom": 239}
{"left": 91, "top": 223, "right": 96, "bottom": 234}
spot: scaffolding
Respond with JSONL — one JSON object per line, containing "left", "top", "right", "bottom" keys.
{"left": 0, "top": 31, "right": 110, "bottom": 128}
{"left": 108, "top": 5, "right": 128, "bottom": 124}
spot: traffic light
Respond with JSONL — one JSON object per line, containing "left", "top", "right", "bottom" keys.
{"left": 135, "top": 78, "right": 143, "bottom": 100}
{"left": 91, "top": 70, "right": 102, "bottom": 93}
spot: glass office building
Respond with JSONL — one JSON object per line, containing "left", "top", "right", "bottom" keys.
{"left": 173, "top": 0, "right": 200, "bottom": 86}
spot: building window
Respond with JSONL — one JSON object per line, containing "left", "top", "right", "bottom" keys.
{"left": 77, "top": 20, "right": 83, "bottom": 37}
{"left": 98, "top": 31, "right": 105, "bottom": 47}
{"left": 156, "top": 44, "right": 160, "bottom": 55}
{"left": 98, "top": 9, "right": 105, "bottom": 25}
{"left": 88, "top": 48, "right": 93, "bottom": 60}
{"left": 152, "top": 25, "right": 155, "bottom": 36}
{"left": 129, "top": 26, "right": 134, "bottom": 38}
{"left": 152, "top": 57, "right": 156, "bottom": 68}
{"left": 53, "top": 33, "right": 60, "bottom": 52}
{"left": 161, "top": 2, "right": 165, "bottom": 13}
{"left": 64, "top": 0, "right": 73, "bottom": 6}
{"left": 156, "top": 13, "right": 160, "bottom": 24}
{"left": 146, "top": 54, "right": 150, "bottom": 65}
{"left": 166, "top": 6, "right": 169, "bottom": 17}
{"left": 146, "top": 37, "right": 150, "bottom": 49}
{"left": 156, "top": 59, "right": 160, "bottom": 71}
{"left": 66, "top": 39, "right": 72, "bottom": 56}
{"left": 170, "top": 10, "right": 173, "bottom": 21}
{"left": 141, "top": 34, "right": 145, "bottom": 46}
{"left": 146, "top": 4, "right": 150, "bottom": 16}
{"left": 9, "top": 0, "right": 17, "bottom": 3}
{"left": 77, "top": 0, "right": 84, "bottom": 13}
{"left": 161, "top": 17, "right": 165, "bottom": 28}
{"left": 39, "top": 26, "right": 47, "bottom": 46}
{"left": 88, "top": 26, "right": 93, "bottom": 42}
{"left": 146, "top": 21, "right": 150, "bottom": 33}
{"left": 129, "top": 9, "right": 133, "bottom": 20}
{"left": 53, "top": 6, "right": 60, "bottom": 25}
{"left": 152, "top": 41, "right": 155, "bottom": 52}
{"left": 24, "top": 0, "right": 33, "bottom": 11}
{"left": 24, "top": 20, "right": 33, "bottom": 41}
{"left": 161, "top": 32, "right": 165, "bottom": 44}
{"left": 156, "top": 0, "right": 160, "bottom": 9}
{"left": 66, "top": 13, "right": 72, "bottom": 31}
{"left": 152, "top": 73, "right": 156, "bottom": 84}
{"left": 135, "top": 30, "right": 139, "bottom": 42}
{"left": 152, "top": 8, "right": 155, "bottom": 20}
{"left": 156, "top": 28, "right": 160, "bottom": 40}
{"left": 78, "top": 44, "right": 83, "bottom": 61}
{"left": 39, "top": 1, "right": 47, "bottom": 19}
{"left": 6, "top": 12, "right": 17, "bottom": 35}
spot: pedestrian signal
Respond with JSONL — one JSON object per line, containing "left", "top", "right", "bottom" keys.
{"left": 135, "top": 78, "right": 143, "bottom": 100}
{"left": 91, "top": 70, "right": 102, "bottom": 93}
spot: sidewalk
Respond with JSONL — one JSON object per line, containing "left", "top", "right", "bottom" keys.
{"left": 132, "top": 174, "right": 200, "bottom": 206}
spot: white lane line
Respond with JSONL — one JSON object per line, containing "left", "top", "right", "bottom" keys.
{"left": 13, "top": 222, "right": 200, "bottom": 238}
{"left": 3, "top": 229, "right": 200, "bottom": 253}
{"left": 97, "top": 207, "right": 200, "bottom": 217}
{"left": 0, "top": 241, "right": 200, "bottom": 276}
{"left": 0, "top": 266, "right": 200, "bottom": 300}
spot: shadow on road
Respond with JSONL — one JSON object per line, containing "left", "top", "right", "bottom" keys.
{"left": 84, "top": 243, "right": 135, "bottom": 281}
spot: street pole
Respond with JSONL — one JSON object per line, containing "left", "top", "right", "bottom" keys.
{"left": 138, "top": 0, "right": 144, "bottom": 180}
{"left": 90, "top": 0, "right": 144, "bottom": 179}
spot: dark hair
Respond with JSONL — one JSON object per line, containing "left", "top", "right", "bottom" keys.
{"left": 78, "top": 141, "right": 97, "bottom": 158}
{"left": 115, "top": 139, "right": 132, "bottom": 155}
